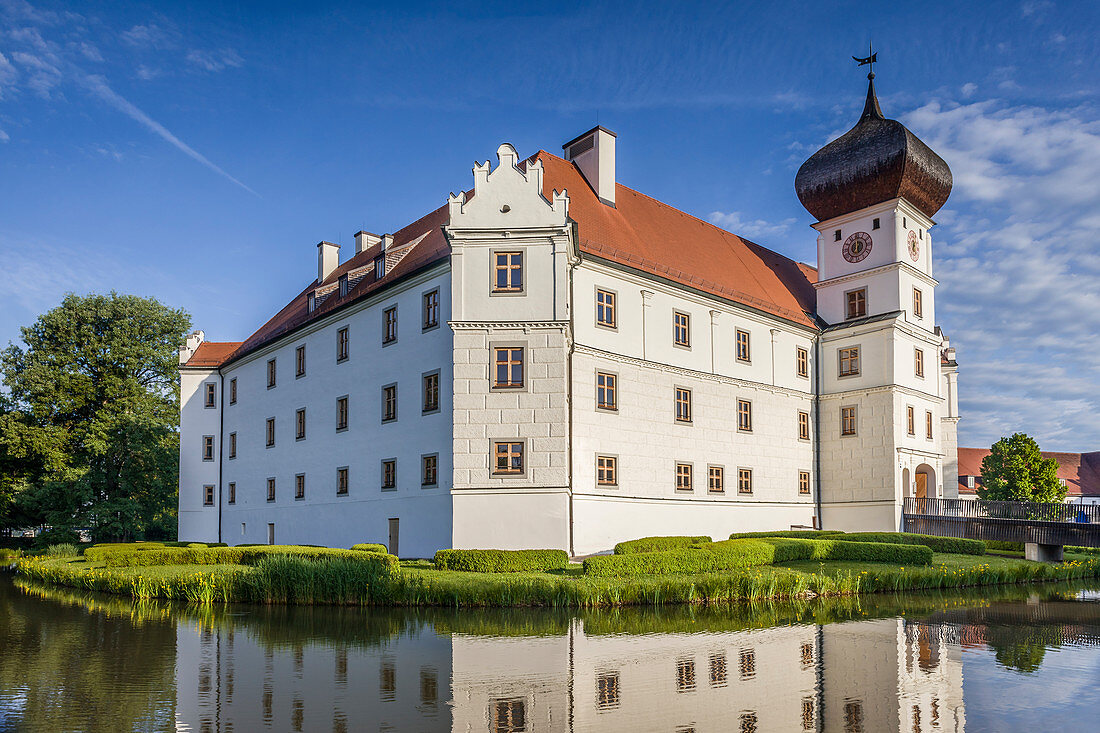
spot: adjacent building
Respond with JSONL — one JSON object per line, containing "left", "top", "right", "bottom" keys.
{"left": 957, "top": 447, "right": 1100, "bottom": 505}
{"left": 179, "top": 73, "right": 960, "bottom": 556}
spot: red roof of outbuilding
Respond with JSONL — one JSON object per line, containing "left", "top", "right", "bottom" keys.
{"left": 184, "top": 149, "right": 818, "bottom": 368}
{"left": 185, "top": 341, "right": 242, "bottom": 368}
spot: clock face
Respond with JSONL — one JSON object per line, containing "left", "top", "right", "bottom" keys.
{"left": 908, "top": 231, "right": 920, "bottom": 262}
{"left": 843, "top": 232, "right": 873, "bottom": 263}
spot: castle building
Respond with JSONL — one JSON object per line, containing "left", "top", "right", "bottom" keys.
{"left": 178, "top": 73, "right": 960, "bottom": 557}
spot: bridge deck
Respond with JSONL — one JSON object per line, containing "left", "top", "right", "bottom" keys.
{"left": 902, "top": 497, "right": 1100, "bottom": 548}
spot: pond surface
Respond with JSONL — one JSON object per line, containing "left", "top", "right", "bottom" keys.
{"left": 2, "top": 575, "right": 1099, "bottom": 732}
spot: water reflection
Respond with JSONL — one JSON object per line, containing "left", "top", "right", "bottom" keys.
{"left": 2, "top": 577, "right": 1099, "bottom": 732}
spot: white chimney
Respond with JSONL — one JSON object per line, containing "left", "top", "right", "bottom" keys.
{"left": 317, "top": 240, "right": 340, "bottom": 282}
{"left": 563, "top": 125, "right": 616, "bottom": 207}
{"left": 354, "top": 230, "right": 381, "bottom": 255}
{"left": 381, "top": 233, "right": 394, "bottom": 252}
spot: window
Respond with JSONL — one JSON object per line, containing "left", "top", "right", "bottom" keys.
{"left": 422, "top": 455, "right": 438, "bottom": 487}
{"left": 838, "top": 346, "right": 860, "bottom": 377}
{"left": 674, "top": 387, "right": 692, "bottom": 423}
{"left": 841, "top": 406, "right": 858, "bottom": 436}
{"left": 844, "top": 701, "right": 864, "bottom": 733}
{"left": 336, "top": 396, "right": 349, "bottom": 431}
{"left": 802, "top": 698, "right": 815, "bottom": 731}
{"left": 203, "top": 485, "right": 215, "bottom": 506}
{"left": 202, "top": 435, "right": 215, "bottom": 461}
{"left": 676, "top": 659, "right": 696, "bottom": 692}
{"left": 796, "top": 346, "right": 809, "bottom": 378}
{"left": 675, "top": 463, "right": 693, "bottom": 492}
{"left": 382, "top": 384, "right": 397, "bottom": 422}
{"left": 597, "top": 455, "right": 617, "bottom": 486}
{"left": 493, "top": 347, "right": 524, "bottom": 388}
{"left": 596, "top": 372, "right": 617, "bottom": 410}
{"left": 295, "top": 408, "right": 306, "bottom": 440}
{"left": 926, "top": 410, "right": 933, "bottom": 439}
{"left": 423, "top": 372, "right": 440, "bottom": 413}
{"left": 739, "top": 648, "right": 756, "bottom": 679}
{"left": 266, "top": 477, "right": 276, "bottom": 502}
{"left": 381, "top": 459, "right": 396, "bottom": 490}
{"left": 740, "top": 713, "right": 758, "bottom": 733}
{"left": 737, "top": 399, "right": 752, "bottom": 432}
{"left": 204, "top": 382, "right": 217, "bottom": 408}
{"left": 736, "top": 329, "right": 751, "bottom": 362}
{"left": 337, "top": 327, "right": 349, "bottom": 362}
{"left": 673, "top": 311, "right": 690, "bottom": 347}
{"left": 798, "top": 411, "right": 810, "bottom": 440}
{"left": 907, "top": 406, "right": 915, "bottom": 435}
{"left": 423, "top": 289, "right": 439, "bottom": 330}
{"left": 228, "top": 482, "right": 236, "bottom": 504}
{"left": 383, "top": 307, "right": 398, "bottom": 344}
{"left": 374, "top": 255, "right": 385, "bottom": 279}
{"left": 709, "top": 653, "right": 727, "bottom": 687}
{"left": 872, "top": 217, "right": 880, "bottom": 230}
{"left": 229, "top": 377, "right": 237, "bottom": 404}
{"left": 914, "top": 348, "right": 925, "bottom": 378}
{"left": 738, "top": 468, "right": 753, "bottom": 495}
{"left": 596, "top": 672, "right": 620, "bottom": 710}
{"left": 490, "top": 699, "right": 525, "bottom": 733}
{"left": 266, "top": 417, "right": 275, "bottom": 447}
{"left": 913, "top": 288, "right": 923, "bottom": 319}
{"left": 380, "top": 660, "right": 395, "bottom": 701}
{"left": 420, "top": 668, "right": 438, "bottom": 706}
{"left": 846, "top": 288, "right": 867, "bottom": 319}
{"left": 801, "top": 642, "right": 814, "bottom": 667}
{"left": 493, "top": 442, "right": 524, "bottom": 475}
{"left": 338, "top": 273, "right": 348, "bottom": 297}
{"left": 295, "top": 345, "right": 306, "bottom": 377}
{"left": 493, "top": 251, "right": 523, "bottom": 292}
{"left": 799, "top": 470, "right": 811, "bottom": 495}
{"left": 596, "top": 289, "right": 616, "bottom": 328}
{"left": 266, "top": 358, "right": 277, "bottom": 388}
{"left": 336, "top": 467, "right": 349, "bottom": 495}
{"left": 229, "top": 432, "right": 237, "bottom": 459}
{"left": 295, "top": 473, "right": 305, "bottom": 500}
{"left": 308, "top": 292, "right": 316, "bottom": 312}
{"left": 708, "top": 465, "right": 724, "bottom": 494}
{"left": 834, "top": 229, "right": 841, "bottom": 241}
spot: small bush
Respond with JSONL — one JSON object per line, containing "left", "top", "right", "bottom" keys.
{"left": 585, "top": 540, "right": 776, "bottom": 577}
{"left": 839, "top": 532, "right": 985, "bottom": 556}
{"left": 433, "top": 549, "right": 569, "bottom": 573}
{"left": 613, "top": 536, "right": 712, "bottom": 554}
{"left": 351, "top": 543, "right": 388, "bottom": 553}
{"left": 729, "top": 530, "right": 845, "bottom": 540}
{"left": 44, "top": 543, "right": 79, "bottom": 558}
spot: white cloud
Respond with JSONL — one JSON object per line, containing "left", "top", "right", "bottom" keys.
{"left": 120, "top": 23, "right": 172, "bottom": 49}
{"left": 185, "top": 48, "right": 243, "bottom": 73}
{"left": 134, "top": 64, "right": 160, "bottom": 80}
{"left": 10, "top": 50, "right": 61, "bottom": 97}
{"left": 0, "top": 128, "right": 9, "bottom": 142}
{"left": 960, "top": 82, "right": 977, "bottom": 98}
{"left": 708, "top": 210, "right": 797, "bottom": 241}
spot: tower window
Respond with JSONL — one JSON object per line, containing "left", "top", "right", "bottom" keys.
{"left": 872, "top": 217, "right": 880, "bottom": 230}
{"left": 838, "top": 346, "right": 861, "bottom": 377}
{"left": 846, "top": 289, "right": 867, "bottom": 320}
{"left": 926, "top": 410, "right": 934, "bottom": 439}
{"left": 841, "top": 406, "right": 858, "bottom": 436}
{"left": 493, "top": 347, "right": 525, "bottom": 388}
{"left": 913, "top": 288, "right": 923, "bottom": 319}
{"left": 914, "top": 348, "right": 925, "bottom": 378}
{"left": 492, "top": 251, "right": 523, "bottom": 292}
{"left": 834, "top": 229, "right": 842, "bottom": 241}
{"left": 493, "top": 442, "right": 524, "bottom": 475}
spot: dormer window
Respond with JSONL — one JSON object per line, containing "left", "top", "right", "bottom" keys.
{"left": 339, "top": 274, "right": 349, "bottom": 297}
{"left": 375, "top": 256, "right": 385, "bottom": 280}
{"left": 307, "top": 292, "right": 316, "bottom": 312}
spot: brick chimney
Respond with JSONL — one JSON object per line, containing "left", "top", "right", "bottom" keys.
{"left": 563, "top": 126, "right": 616, "bottom": 207}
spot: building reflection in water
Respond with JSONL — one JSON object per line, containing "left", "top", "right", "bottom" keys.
{"left": 174, "top": 612, "right": 966, "bottom": 732}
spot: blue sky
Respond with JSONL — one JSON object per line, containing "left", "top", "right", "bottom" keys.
{"left": 1, "top": 0, "right": 1098, "bottom": 451}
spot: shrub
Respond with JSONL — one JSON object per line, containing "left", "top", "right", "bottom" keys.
{"left": 585, "top": 540, "right": 776, "bottom": 577}
{"left": 92, "top": 544, "right": 397, "bottom": 568}
{"left": 613, "top": 536, "right": 712, "bottom": 555}
{"left": 839, "top": 532, "right": 985, "bottom": 556}
{"left": 433, "top": 549, "right": 569, "bottom": 573}
{"left": 729, "top": 530, "right": 845, "bottom": 540}
{"left": 33, "top": 528, "right": 81, "bottom": 549}
{"left": 43, "top": 543, "right": 79, "bottom": 558}
{"left": 986, "top": 541, "right": 1025, "bottom": 552}
{"left": 761, "top": 538, "right": 934, "bottom": 565}
{"left": 351, "top": 543, "right": 388, "bottom": 553}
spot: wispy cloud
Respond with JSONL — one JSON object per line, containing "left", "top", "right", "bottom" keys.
{"left": 186, "top": 48, "right": 243, "bottom": 73}
{"left": 708, "top": 210, "right": 797, "bottom": 240}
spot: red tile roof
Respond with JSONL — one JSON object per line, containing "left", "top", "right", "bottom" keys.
{"left": 958, "top": 447, "right": 1100, "bottom": 497}
{"left": 184, "top": 148, "right": 818, "bottom": 368}
{"left": 184, "top": 341, "right": 242, "bottom": 368}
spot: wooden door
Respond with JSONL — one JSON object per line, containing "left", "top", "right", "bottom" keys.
{"left": 388, "top": 518, "right": 400, "bottom": 558}
{"left": 915, "top": 474, "right": 928, "bottom": 499}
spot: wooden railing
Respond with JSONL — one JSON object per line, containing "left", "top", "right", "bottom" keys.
{"left": 903, "top": 497, "right": 1100, "bottom": 524}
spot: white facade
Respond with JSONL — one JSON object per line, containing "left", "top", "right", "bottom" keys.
{"left": 179, "top": 121, "right": 960, "bottom": 556}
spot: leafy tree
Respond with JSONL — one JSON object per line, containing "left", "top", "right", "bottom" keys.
{"left": 977, "top": 433, "right": 1066, "bottom": 504}
{"left": 0, "top": 292, "right": 190, "bottom": 541}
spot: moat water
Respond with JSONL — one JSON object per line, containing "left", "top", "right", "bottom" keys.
{"left": 1, "top": 574, "right": 1099, "bottom": 732}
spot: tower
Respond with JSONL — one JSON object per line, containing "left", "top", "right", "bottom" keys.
{"left": 796, "top": 62, "right": 958, "bottom": 531}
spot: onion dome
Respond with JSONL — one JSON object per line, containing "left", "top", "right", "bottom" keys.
{"left": 795, "top": 76, "right": 952, "bottom": 222}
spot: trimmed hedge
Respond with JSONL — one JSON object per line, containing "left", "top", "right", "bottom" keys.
{"left": 839, "top": 532, "right": 985, "bottom": 556}
{"left": 90, "top": 544, "right": 399, "bottom": 570}
{"left": 613, "top": 536, "right": 712, "bottom": 555}
{"left": 584, "top": 537, "right": 933, "bottom": 577}
{"left": 83, "top": 541, "right": 226, "bottom": 562}
{"left": 351, "top": 543, "right": 388, "bottom": 554}
{"left": 433, "top": 549, "right": 569, "bottom": 573}
{"left": 729, "top": 530, "right": 845, "bottom": 540}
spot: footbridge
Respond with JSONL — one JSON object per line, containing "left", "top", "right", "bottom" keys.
{"left": 902, "top": 497, "right": 1100, "bottom": 561}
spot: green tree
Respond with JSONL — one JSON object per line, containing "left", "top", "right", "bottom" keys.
{"left": 977, "top": 433, "right": 1066, "bottom": 504}
{"left": 0, "top": 292, "right": 190, "bottom": 541}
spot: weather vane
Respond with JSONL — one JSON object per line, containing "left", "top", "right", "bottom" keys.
{"left": 853, "top": 41, "right": 877, "bottom": 80}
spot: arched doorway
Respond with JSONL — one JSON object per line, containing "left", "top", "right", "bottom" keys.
{"left": 915, "top": 464, "right": 937, "bottom": 500}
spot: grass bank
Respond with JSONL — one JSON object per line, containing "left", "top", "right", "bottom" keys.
{"left": 13, "top": 548, "right": 1100, "bottom": 607}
